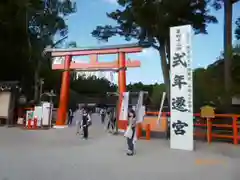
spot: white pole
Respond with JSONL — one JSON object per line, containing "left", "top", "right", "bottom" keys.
{"left": 157, "top": 92, "right": 166, "bottom": 126}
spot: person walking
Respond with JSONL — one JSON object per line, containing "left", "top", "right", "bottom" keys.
{"left": 100, "top": 108, "right": 106, "bottom": 124}
{"left": 68, "top": 108, "right": 73, "bottom": 125}
{"left": 106, "top": 108, "right": 115, "bottom": 133}
{"left": 124, "top": 109, "right": 137, "bottom": 156}
{"left": 75, "top": 106, "right": 83, "bottom": 135}
{"left": 81, "top": 108, "right": 91, "bottom": 140}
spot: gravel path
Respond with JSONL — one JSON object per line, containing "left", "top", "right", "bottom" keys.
{"left": 0, "top": 113, "right": 240, "bottom": 180}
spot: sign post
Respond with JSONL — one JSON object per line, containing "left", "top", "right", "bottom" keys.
{"left": 157, "top": 92, "right": 166, "bottom": 126}
{"left": 170, "top": 25, "right": 193, "bottom": 151}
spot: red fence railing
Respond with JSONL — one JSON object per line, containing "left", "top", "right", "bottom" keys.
{"left": 145, "top": 112, "right": 240, "bottom": 145}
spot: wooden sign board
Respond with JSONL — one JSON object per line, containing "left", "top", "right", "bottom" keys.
{"left": 200, "top": 105, "right": 215, "bottom": 118}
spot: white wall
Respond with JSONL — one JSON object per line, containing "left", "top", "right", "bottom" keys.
{"left": 0, "top": 92, "right": 11, "bottom": 118}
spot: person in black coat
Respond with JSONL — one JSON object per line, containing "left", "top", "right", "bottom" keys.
{"left": 81, "top": 109, "right": 91, "bottom": 139}
{"left": 67, "top": 108, "right": 73, "bottom": 125}
{"left": 100, "top": 108, "right": 106, "bottom": 124}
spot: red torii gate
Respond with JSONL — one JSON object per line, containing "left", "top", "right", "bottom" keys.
{"left": 46, "top": 44, "right": 143, "bottom": 129}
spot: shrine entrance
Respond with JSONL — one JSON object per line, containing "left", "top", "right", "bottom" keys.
{"left": 45, "top": 44, "right": 143, "bottom": 130}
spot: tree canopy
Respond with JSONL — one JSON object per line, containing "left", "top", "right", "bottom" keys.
{"left": 236, "top": 17, "right": 240, "bottom": 40}
{"left": 71, "top": 75, "right": 117, "bottom": 95}
{"left": 0, "top": 0, "right": 239, "bottom": 112}
{"left": 210, "top": 0, "right": 239, "bottom": 104}
{"left": 0, "top": 0, "right": 76, "bottom": 100}
{"left": 92, "top": 0, "right": 218, "bottom": 100}
{"left": 0, "top": 0, "right": 119, "bottom": 107}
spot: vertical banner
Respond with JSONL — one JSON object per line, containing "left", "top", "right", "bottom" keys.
{"left": 136, "top": 91, "right": 144, "bottom": 123}
{"left": 119, "top": 92, "right": 129, "bottom": 121}
{"left": 170, "top": 25, "right": 193, "bottom": 151}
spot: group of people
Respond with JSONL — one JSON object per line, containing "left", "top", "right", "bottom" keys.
{"left": 68, "top": 105, "right": 137, "bottom": 156}
{"left": 100, "top": 107, "right": 137, "bottom": 156}
{"left": 68, "top": 106, "right": 92, "bottom": 140}
{"left": 100, "top": 107, "right": 117, "bottom": 133}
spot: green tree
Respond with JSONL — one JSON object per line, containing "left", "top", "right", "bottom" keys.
{"left": 0, "top": 0, "right": 76, "bottom": 101}
{"left": 127, "top": 82, "right": 153, "bottom": 94}
{"left": 71, "top": 75, "right": 117, "bottom": 96}
{"left": 0, "top": 1, "right": 32, "bottom": 84}
{"left": 91, "top": 0, "right": 217, "bottom": 101}
{"left": 233, "top": 44, "right": 240, "bottom": 55}
{"left": 192, "top": 48, "right": 240, "bottom": 112}
{"left": 211, "top": 0, "right": 239, "bottom": 105}
{"left": 27, "top": 0, "right": 76, "bottom": 102}
{"left": 150, "top": 83, "right": 166, "bottom": 109}
{"left": 236, "top": 17, "right": 240, "bottom": 40}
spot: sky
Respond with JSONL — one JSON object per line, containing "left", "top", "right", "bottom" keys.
{"left": 64, "top": 0, "right": 240, "bottom": 85}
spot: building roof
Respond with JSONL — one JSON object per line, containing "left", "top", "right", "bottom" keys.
{"left": 0, "top": 81, "right": 19, "bottom": 92}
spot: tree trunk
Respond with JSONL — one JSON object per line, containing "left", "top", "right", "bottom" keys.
{"left": 158, "top": 42, "right": 170, "bottom": 104}
{"left": 33, "top": 60, "right": 40, "bottom": 103}
{"left": 223, "top": 0, "right": 233, "bottom": 110}
{"left": 224, "top": 0, "right": 232, "bottom": 92}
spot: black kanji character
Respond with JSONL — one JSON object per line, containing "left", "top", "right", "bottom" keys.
{"left": 176, "top": 34, "right": 181, "bottom": 42}
{"left": 172, "top": 96, "right": 188, "bottom": 112}
{"left": 172, "top": 52, "right": 187, "bottom": 67}
{"left": 176, "top": 46, "right": 182, "bottom": 51}
{"left": 172, "top": 120, "right": 188, "bottom": 135}
{"left": 176, "top": 42, "right": 182, "bottom": 51}
{"left": 172, "top": 75, "right": 187, "bottom": 90}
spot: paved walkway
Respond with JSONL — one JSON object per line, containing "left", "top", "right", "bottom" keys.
{"left": 0, "top": 114, "right": 240, "bottom": 180}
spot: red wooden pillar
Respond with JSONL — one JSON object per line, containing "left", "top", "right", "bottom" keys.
{"left": 118, "top": 52, "right": 127, "bottom": 130}
{"left": 118, "top": 52, "right": 127, "bottom": 93}
{"left": 56, "top": 55, "right": 72, "bottom": 126}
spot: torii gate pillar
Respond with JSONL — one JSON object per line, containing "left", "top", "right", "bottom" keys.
{"left": 118, "top": 52, "right": 127, "bottom": 94}
{"left": 56, "top": 55, "right": 72, "bottom": 126}
{"left": 56, "top": 52, "right": 128, "bottom": 126}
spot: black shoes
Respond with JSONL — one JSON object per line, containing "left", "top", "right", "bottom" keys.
{"left": 126, "top": 152, "right": 134, "bottom": 156}
{"left": 126, "top": 150, "right": 134, "bottom": 156}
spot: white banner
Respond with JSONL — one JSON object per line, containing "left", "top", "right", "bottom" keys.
{"left": 119, "top": 92, "right": 129, "bottom": 120}
{"left": 136, "top": 91, "right": 144, "bottom": 123}
{"left": 170, "top": 25, "right": 193, "bottom": 151}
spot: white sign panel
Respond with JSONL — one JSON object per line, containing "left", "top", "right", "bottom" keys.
{"left": 34, "top": 106, "right": 43, "bottom": 126}
{"left": 119, "top": 92, "right": 129, "bottom": 121}
{"left": 0, "top": 92, "right": 11, "bottom": 118}
{"left": 42, "top": 102, "right": 52, "bottom": 126}
{"left": 52, "top": 57, "right": 64, "bottom": 65}
{"left": 136, "top": 91, "right": 144, "bottom": 123}
{"left": 170, "top": 25, "right": 193, "bottom": 151}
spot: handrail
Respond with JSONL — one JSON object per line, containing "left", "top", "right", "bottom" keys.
{"left": 144, "top": 111, "right": 240, "bottom": 145}
{"left": 146, "top": 111, "right": 240, "bottom": 118}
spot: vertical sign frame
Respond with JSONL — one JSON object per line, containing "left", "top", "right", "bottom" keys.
{"left": 170, "top": 25, "right": 193, "bottom": 151}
